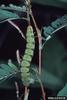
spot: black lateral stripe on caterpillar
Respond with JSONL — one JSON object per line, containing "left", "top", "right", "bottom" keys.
{"left": 20, "top": 25, "right": 35, "bottom": 86}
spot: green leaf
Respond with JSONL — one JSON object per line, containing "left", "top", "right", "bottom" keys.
{"left": 57, "top": 84, "right": 67, "bottom": 96}
{"left": 0, "top": 63, "right": 18, "bottom": 84}
{"left": 0, "top": 9, "right": 20, "bottom": 22}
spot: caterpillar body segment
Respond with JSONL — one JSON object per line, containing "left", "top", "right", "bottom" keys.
{"left": 21, "top": 61, "right": 30, "bottom": 67}
{"left": 20, "top": 25, "right": 35, "bottom": 86}
{"left": 26, "top": 43, "right": 35, "bottom": 49}
{"left": 27, "top": 37, "right": 35, "bottom": 43}
{"left": 23, "top": 55, "right": 32, "bottom": 61}
{"left": 25, "top": 49, "right": 33, "bottom": 56}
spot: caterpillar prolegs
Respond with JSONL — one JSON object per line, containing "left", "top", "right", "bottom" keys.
{"left": 20, "top": 25, "right": 35, "bottom": 86}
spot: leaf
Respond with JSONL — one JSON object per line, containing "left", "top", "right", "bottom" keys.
{"left": 8, "top": 59, "right": 18, "bottom": 71}
{"left": 0, "top": 9, "right": 20, "bottom": 22}
{"left": 0, "top": 4, "right": 26, "bottom": 12}
{"left": 57, "top": 84, "right": 67, "bottom": 96}
{"left": 0, "top": 63, "right": 18, "bottom": 84}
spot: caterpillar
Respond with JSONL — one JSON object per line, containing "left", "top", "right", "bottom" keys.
{"left": 20, "top": 25, "right": 35, "bottom": 86}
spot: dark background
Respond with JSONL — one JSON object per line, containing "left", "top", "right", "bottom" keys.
{"left": 0, "top": 0, "right": 67, "bottom": 100}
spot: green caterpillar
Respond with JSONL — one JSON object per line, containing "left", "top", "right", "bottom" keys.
{"left": 20, "top": 25, "right": 35, "bottom": 86}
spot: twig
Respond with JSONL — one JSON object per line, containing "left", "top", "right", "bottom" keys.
{"left": 16, "top": 49, "right": 21, "bottom": 65}
{"left": 30, "top": 10, "right": 42, "bottom": 75}
{"left": 24, "top": 86, "right": 29, "bottom": 100}
{"left": 29, "top": 6, "right": 46, "bottom": 100}
{"left": 8, "top": 20, "right": 25, "bottom": 39}
{"left": 15, "top": 81, "right": 20, "bottom": 100}
{"left": 32, "top": 68, "right": 46, "bottom": 100}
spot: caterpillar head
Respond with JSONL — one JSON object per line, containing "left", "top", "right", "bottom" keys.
{"left": 27, "top": 25, "right": 33, "bottom": 33}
